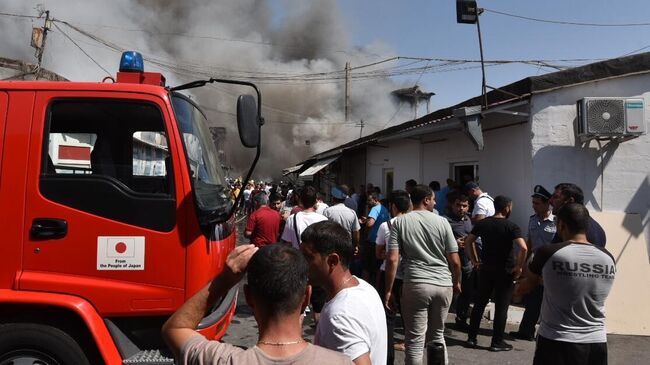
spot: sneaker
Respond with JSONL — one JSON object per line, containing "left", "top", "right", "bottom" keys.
{"left": 466, "top": 338, "right": 478, "bottom": 348}
{"left": 489, "top": 341, "right": 513, "bottom": 352}
{"left": 509, "top": 331, "right": 535, "bottom": 341}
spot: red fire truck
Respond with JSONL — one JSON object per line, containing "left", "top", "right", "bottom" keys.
{"left": 0, "top": 51, "right": 263, "bottom": 364}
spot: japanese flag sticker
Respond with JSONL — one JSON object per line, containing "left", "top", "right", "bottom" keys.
{"left": 97, "top": 236, "right": 145, "bottom": 270}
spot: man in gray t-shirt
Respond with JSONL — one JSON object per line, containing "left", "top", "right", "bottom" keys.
{"left": 323, "top": 186, "right": 361, "bottom": 249}
{"left": 385, "top": 185, "right": 461, "bottom": 365}
{"left": 516, "top": 203, "right": 615, "bottom": 365}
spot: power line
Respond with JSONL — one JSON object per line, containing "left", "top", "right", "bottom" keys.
{"left": 47, "top": 17, "right": 384, "bottom": 59}
{"left": 380, "top": 103, "right": 404, "bottom": 130}
{"left": 53, "top": 19, "right": 602, "bottom": 82}
{"left": 483, "top": 8, "right": 650, "bottom": 27}
{"left": 52, "top": 22, "right": 111, "bottom": 76}
{"left": 621, "top": 44, "right": 650, "bottom": 57}
{"left": 0, "top": 11, "right": 39, "bottom": 19}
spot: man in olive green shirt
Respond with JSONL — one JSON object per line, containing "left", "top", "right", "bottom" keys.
{"left": 385, "top": 185, "right": 461, "bottom": 365}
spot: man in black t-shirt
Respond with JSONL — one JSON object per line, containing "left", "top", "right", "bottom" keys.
{"left": 463, "top": 196, "right": 528, "bottom": 351}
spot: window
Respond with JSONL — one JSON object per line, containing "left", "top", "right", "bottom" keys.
{"left": 132, "top": 131, "right": 169, "bottom": 177}
{"left": 47, "top": 132, "right": 95, "bottom": 174}
{"left": 40, "top": 99, "right": 175, "bottom": 231}
{"left": 451, "top": 162, "right": 479, "bottom": 186}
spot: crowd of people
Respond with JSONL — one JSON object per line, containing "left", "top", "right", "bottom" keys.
{"left": 162, "top": 177, "right": 616, "bottom": 365}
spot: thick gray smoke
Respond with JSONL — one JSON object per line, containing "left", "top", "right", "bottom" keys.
{"left": 1, "top": 0, "right": 414, "bottom": 180}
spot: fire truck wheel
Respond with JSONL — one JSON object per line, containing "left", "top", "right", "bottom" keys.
{"left": 0, "top": 323, "right": 91, "bottom": 365}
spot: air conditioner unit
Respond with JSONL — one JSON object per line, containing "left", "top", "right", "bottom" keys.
{"left": 576, "top": 97, "right": 647, "bottom": 140}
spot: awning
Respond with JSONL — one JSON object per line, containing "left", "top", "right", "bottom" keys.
{"left": 282, "top": 164, "right": 303, "bottom": 176}
{"left": 298, "top": 155, "right": 340, "bottom": 179}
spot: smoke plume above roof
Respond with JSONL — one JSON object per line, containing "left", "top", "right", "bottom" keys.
{"left": 1, "top": 0, "right": 416, "bottom": 180}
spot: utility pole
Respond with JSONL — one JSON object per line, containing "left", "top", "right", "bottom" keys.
{"left": 31, "top": 8, "right": 52, "bottom": 78}
{"left": 344, "top": 61, "right": 351, "bottom": 122}
{"left": 356, "top": 119, "right": 364, "bottom": 139}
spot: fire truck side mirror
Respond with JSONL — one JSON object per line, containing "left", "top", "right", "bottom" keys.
{"left": 237, "top": 94, "right": 260, "bottom": 148}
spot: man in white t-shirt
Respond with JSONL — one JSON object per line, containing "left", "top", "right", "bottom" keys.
{"left": 301, "top": 221, "right": 387, "bottom": 365}
{"left": 281, "top": 186, "right": 327, "bottom": 249}
{"left": 316, "top": 192, "right": 329, "bottom": 215}
{"left": 163, "top": 244, "right": 353, "bottom": 365}
{"left": 465, "top": 181, "right": 495, "bottom": 224}
{"left": 242, "top": 183, "right": 253, "bottom": 214}
{"left": 282, "top": 186, "right": 329, "bottom": 324}
{"left": 465, "top": 181, "right": 494, "bottom": 259}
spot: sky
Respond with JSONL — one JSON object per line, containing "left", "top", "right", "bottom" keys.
{"left": 2, "top": 0, "right": 650, "bottom": 176}
{"left": 334, "top": 0, "right": 650, "bottom": 110}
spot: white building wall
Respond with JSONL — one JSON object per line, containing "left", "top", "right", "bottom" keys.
{"left": 530, "top": 74, "right": 650, "bottom": 249}
{"left": 530, "top": 75, "right": 650, "bottom": 335}
{"left": 419, "top": 123, "right": 532, "bottom": 229}
{"left": 365, "top": 139, "right": 421, "bottom": 195}
{"left": 365, "top": 121, "right": 533, "bottom": 229}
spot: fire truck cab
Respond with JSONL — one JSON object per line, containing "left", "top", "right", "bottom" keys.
{"left": 0, "top": 51, "right": 262, "bottom": 364}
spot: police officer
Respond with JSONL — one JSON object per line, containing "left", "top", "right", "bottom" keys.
{"left": 511, "top": 185, "right": 556, "bottom": 341}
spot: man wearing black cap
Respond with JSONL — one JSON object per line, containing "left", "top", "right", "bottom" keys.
{"left": 511, "top": 185, "right": 556, "bottom": 341}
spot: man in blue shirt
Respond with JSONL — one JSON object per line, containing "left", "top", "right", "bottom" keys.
{"left": 361, "top": 191, "right": 390, "bottom": 287}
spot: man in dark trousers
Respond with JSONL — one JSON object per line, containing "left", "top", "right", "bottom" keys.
{"left": 511, "top": 185, "right": 556, "bottom": 341}
{"left": 442, "top": 191, "right": 474, "bottom": 328}
{"left": 516, "top": 203, "right": 615, "bottom": 365}
{"left": 549, "top": 183, "right": 606, "bottom": 247}
{"left": 464, "top": 195, "right": 527, "bottom": 351}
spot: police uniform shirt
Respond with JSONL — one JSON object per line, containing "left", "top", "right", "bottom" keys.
{"left": 527, "top": 213, "right": 556, "bottom": 253}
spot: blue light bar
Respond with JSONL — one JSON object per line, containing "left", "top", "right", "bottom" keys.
{"left": 119, "top": 51, "right": 144, "bottom": 72}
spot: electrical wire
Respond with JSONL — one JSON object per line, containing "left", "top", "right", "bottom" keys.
{"left": 54, "top": 19, "right": 602, "bottom": 84}
{"left": 52, "top": 22, "right": 111, "bottom": 76}
{"left": 43, "top": 17, "right": 383, "bottom": 58}
{"left": 380, "top": 103, "right": 405, "bottom": 130}
{"left": 483, "top": 8, "right": 650, "bottom": 27}
{"left": 0, "top": 11, "right": 39, "bottom": 19}
{"left": 621, "top": 44, "right": 650, "bottom": 57}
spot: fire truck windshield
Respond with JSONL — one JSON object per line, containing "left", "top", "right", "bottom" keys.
{"left": 171, "top": 93, "right": 233, "bottom": 223}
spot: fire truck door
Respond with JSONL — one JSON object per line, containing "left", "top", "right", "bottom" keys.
{"left": 21, "top": 92, "right": 185, "bottom": 313}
